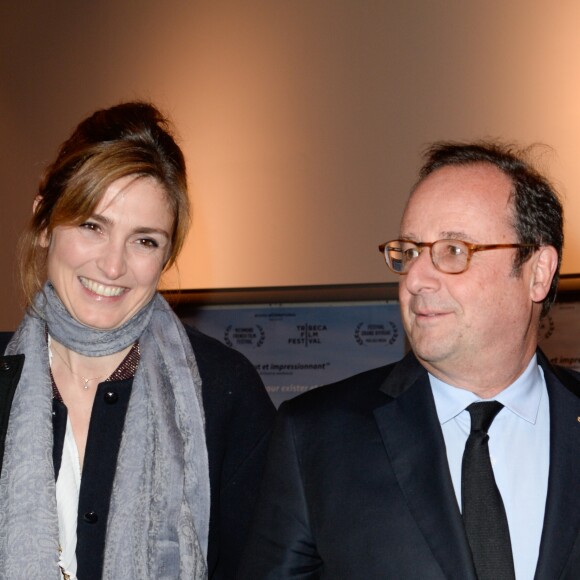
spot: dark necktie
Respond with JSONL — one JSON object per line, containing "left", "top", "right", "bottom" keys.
{"left": 461, "top": 401, "right": 515, "bottom": 580}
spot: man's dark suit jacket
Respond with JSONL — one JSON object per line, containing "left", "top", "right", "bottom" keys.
{"left": 240, "top": 350, "right": 580, "bottom": 579}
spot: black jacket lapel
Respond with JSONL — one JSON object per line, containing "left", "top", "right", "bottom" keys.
{"left": 535, "top": 351, "right": 580, "bottom": 579}
{"left": 374, "top": 353, "right": 476, "bottom": 580}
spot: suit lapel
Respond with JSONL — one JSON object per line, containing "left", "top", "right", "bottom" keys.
{"left": 374, "top": 353, "right": 476, "bottom": 580}
{"left": 535, "top": 352, "right": 580, "bottom": 579}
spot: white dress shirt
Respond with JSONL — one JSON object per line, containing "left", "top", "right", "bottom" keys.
{"left": 430, "top": 355, "right": 550, "bottom": 580}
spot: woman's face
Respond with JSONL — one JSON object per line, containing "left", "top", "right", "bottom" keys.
{"left": 45, "top": 175, "right": 174, "bottom": 330}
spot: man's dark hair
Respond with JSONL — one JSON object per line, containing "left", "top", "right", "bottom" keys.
{"left": 418, "top": 141, "right": 563, "bottom": 317}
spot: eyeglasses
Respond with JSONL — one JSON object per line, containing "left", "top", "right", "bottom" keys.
{"left": 378, "top": 239, "right": 538, "bottom": 275}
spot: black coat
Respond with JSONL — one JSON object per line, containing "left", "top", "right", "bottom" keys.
{"left": 0, "top": 325, "right": 276, "bottom": 579}
{"left": 240, "top": 350, "right": 580, "bottom": 579}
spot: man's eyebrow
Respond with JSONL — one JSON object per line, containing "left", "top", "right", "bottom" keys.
{"left": 397, "top": 231, "right": 478, "bottom": 243}
{"left": 440, "top": 231, "right": 476, "bottom": 242}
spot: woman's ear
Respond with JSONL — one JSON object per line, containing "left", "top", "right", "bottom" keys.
{"left": 33, "top": 196, "right": 50, "bottom": 248}
{"left": 529, "top": 246, "right": 558, "bottom": 303}
{"left": 32, "top": 195, "right": 42, "bottom": 214}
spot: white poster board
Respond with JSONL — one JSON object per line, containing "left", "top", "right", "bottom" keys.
{"left": 539, "top": 301, "right": 580, "bottom": 371}
{"left": 182, "top": 301, "right": 404, "bottom": 408}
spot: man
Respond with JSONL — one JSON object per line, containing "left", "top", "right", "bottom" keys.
{"left": 240, "top": 142, "right": 580, "bottom": 579}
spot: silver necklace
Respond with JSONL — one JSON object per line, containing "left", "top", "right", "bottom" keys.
{"left": 50, "top": 339, "right": 109, "bottom": 389}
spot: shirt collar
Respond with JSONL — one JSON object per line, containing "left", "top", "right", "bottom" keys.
{"left": 430, "top": 354, "right": 544, "bottom": 426}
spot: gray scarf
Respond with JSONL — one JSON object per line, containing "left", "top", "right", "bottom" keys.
{"left": 0, "top": 283, "right": 210, "bottom": 579}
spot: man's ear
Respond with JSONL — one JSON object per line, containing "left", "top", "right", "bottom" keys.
{"left": 33, "top": 195, "right": 50, "bottom": 248}
{"left": 529, "top": 246, "right": 558, "bottom": 303}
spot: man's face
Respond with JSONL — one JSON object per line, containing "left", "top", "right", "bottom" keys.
{"left": 399, "top": 163, "right": 542, "bottom": 388}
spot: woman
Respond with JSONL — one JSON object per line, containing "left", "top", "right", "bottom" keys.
{"left": 0, "top": 102, "right": 275, "bottom": 579}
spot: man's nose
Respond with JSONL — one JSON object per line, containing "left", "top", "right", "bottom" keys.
{"left": 403, "top": 247, "right": 441, "bottom": 294}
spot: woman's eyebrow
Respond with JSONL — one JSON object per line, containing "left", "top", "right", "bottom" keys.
{"left": 133, "top": 226, "right": 170, "bottom": 239}
{"left": 90, "top": 213, "right": 170, "bottom": 239}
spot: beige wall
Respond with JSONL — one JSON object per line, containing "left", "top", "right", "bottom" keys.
{"left": 2, "top": 0, "right": 580, "bottom": 329}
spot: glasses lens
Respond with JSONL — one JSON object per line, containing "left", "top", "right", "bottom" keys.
{"left": 385, "top": 241, "right": 418, "bottom": 274}
{"left": 432, "top": 240, "right": 469, "bottom": 273}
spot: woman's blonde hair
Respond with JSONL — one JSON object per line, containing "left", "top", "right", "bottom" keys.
{"left": 19, "top": 101, "right": 191, "bottom": 307}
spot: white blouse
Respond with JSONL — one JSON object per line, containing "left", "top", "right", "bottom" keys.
{"left": 56, "top": 417, "right": 81, "bottom": 579}
{"left": 49, "top": 336, "right": 81, "bottom": 579}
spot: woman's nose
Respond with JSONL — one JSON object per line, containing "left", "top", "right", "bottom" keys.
{"left": 96, "top": 240, "right": 127, "bottom": 279}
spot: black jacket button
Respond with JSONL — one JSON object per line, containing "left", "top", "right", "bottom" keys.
{"left": 104, "top": 391, "right": 119, "bottom": 404}
{"left": 0, "top": 361, "right": 10, "bottom": 371}
{"left": 84, "top": 511, "right": 98, "bottom": 524}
